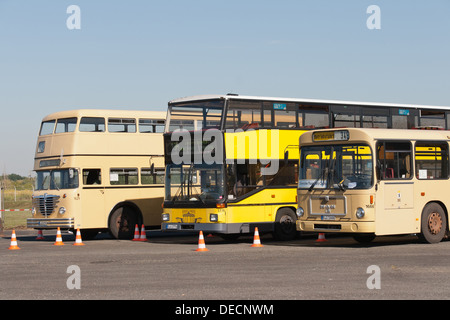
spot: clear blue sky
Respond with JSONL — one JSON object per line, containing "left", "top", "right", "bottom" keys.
{"left": 1, "top": 0, "right": 449, "bottom": 176}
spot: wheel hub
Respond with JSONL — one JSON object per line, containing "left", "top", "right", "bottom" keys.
{"left": 428, "top": 212, "right": 443, "bottom": 235}
{"left": 280, "top": 215, "right": 294, "bottom": 232}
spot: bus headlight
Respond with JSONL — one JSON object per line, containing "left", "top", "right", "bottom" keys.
{"left": 210, "top": 214, "right": 218, "bottom": 222}
{"left": 59, "top": 207, "right": 66, "bottom": 215}
{"left": 356, "top": 207, "right": 365, "bottom": 219}
{"left": 162, "top": 213, "right": 170, "bottom": 221}
{"left": 296, "top": 207, "right": 304, "bottom": 218}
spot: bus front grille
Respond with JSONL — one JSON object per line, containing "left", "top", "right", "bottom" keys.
{"left": 33, "top": 194, "right": 60, "bottom": 217}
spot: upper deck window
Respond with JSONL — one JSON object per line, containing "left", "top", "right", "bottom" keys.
{"left": 226, "top": 100, "right": 262, "bottom": 130}
{"left": 108, "top": 118, "right": 136, "bottom": 133}
{"left": 55, "top": 117, "right": 77, "bottom": 133}
{"left": 270, "top": 102, "right": 297, "bottom": 128}
{"left": 419, "top": 110, "right": 446, "bottom": 129}
{"left": 225, "top": 100, "right": 299, "bottom": 129}
{"left": 39, "top": 120, "right": 56, "bottom": 136}
{"left": 80, "top": 117, "right": 106, "bottom": 132}
{"left": 139, "top": 119, "right": 165, "bottom": 133}
{"left": 167, "top": 99, "right": 224, "bottom": 132}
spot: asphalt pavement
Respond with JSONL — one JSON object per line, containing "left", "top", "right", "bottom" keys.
{"left": 1, "top": 229, "right": 450, "bottom": 301}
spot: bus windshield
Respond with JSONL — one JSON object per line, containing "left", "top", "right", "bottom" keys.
{"left": 165, "top": 164, "right": 225, "bottom": 203}
{"left": 299, "top": 144, "right": 373, "bottom": 190}
{"left": 35, "top": 169, "right": 79, "bottom": 190}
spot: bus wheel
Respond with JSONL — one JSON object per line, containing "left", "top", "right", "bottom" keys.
{"left": 273, "top": 208, "right": 298, "bottom": 241}
{"left": 419, "top": 203, "right": 447, "bottom": 244}
{"left": 109, "top": 206, "right": 139, "bottom": 240}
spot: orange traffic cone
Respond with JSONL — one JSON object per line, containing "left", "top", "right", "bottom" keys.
{"left": 35, "top": 230, "right": 45, "bottom": 240}
{"left": 195, "top": 231, "right": 209, "bottom": 252}
{"left": 138, "top": 224, "right": 147, "bottom": 241}
{"left": 8, "top": 230, "right": 20, "bottom": 250}
{"left": 73, "top": 229, "right": 85, "bottom": 246}
{"left": 316, "top": 233, "right": 327, "bottom": 242}
{"left": 54, "top": 227, "right": 64, "bottom": 246}
{"left": 251, "top": 227, "right": 264, "bottom": 247}
{"left": 132, "top": 224, "right": 140, "bottom": 241}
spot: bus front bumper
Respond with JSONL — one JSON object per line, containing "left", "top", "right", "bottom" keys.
{"left": 27, "top": 218, "right": 74, "bottom": 229}
{"left": 162, "top": 222, "right": 273, "bottom": 234}
{"left": 296, "top": 220, "right": 375, "bottom": 233}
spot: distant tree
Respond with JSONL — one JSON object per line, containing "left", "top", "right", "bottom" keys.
{"left": 8, "top": 174, "right": 25, "bottom": 182}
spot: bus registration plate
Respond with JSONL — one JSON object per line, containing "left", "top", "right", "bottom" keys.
{"left": 321, "top": 215, "right": 336, "bottom": 221}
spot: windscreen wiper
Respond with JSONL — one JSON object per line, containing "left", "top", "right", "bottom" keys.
{"left": 308, "top": 167, "right": 327, "bottom": 192}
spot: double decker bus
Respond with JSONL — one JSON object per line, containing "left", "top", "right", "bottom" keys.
{"left": 296, "top": 127, "right": 450, "bottom": 244}
{"left": 28, "top": 109, "right": 166, "bottom": 239}
{"left": 162, "top": 94, "right": 450, "bottom": 240}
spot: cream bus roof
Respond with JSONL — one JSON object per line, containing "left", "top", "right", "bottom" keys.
{"left": 169, "top": 94, "right": 450, "bottom": 111}
{"left": 41, "top": 109, "right": 166, "bottom": 121}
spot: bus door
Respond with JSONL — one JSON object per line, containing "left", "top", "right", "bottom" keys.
{"left": 375, "top": 141, "right": 416, "bottom": 235}
{"left": 80, "top": 169, "right": 106, "bottom": 229}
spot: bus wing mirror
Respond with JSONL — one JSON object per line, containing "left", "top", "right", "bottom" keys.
{"left": 150, "top": 163, "right": 155, "bottom": 175}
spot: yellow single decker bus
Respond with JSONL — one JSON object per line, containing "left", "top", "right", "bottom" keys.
{"left": 296, "top": 127, "right": 450, "bottom": 244}
{"left": 28, "top": 109, "right": 166, "bottom": 239}
{"left": 161, "top": 94, "right": 450, "bottom": 240}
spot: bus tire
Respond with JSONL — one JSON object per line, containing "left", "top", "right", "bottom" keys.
{"left": 419, "top": 203, "right": 447, "bottom": 244}
{"left": 109, "top": 205, "right": 140, "bottom": 240}
{"left": 273, "top": 208, "right": 298, "bottom": 241}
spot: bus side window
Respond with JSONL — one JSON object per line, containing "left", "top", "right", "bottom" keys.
{"left": 83, "top": 169, "right": 101, "bottom": 185}
{"left": 377, "top": 141, "right": 412, "bottom": 180}
{"left": 141, "top": 168, "right": 165, "bottom": 184}
{"left": 415, "top": 142, "right": 449, "bottom": 179}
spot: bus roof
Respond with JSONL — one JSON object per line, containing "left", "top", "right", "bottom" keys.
{"left": 300, "top": 127, "right": 450, "bottom": 146}
{"left": 41, "top": 109, "right": 167, "bottom": 122}
{"left": 169, "top": 94, "right": 450, "bottom": 111}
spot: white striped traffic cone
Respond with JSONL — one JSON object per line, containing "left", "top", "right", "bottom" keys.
{"left": 251, "top": 227, "right": 264, "bottom": 247}
{"left": 316, "top": 233, "right": 327, "bottom": 242}
{"left": 138, "top": 224, "right": 148, "bottom": 241}
{"left": 8, "top": 229, "right": 20, "bottom": 250}
{"left": 54, "top": 227, "right": 64, "bottom": 246}
{"left": 132, "top": 224, "right": 140, "bottom": 241}
{"left": 73, "top": 228, "right": 85, "bottom": 246}
{"left": 35, "top": 230, "right": 45, "bottom": 240}
{"left": 195, "top": 231, "right": 209, "bottom": 252}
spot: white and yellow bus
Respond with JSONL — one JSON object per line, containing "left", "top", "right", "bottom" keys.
{"left": 162, "top": 94, "right": 450, "bottom": 240}
{"left": 28, "top": 109, "right": 166, "bottom": 239}
{"left": 296, "top": 127, "right": 450, "bottom": 243}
